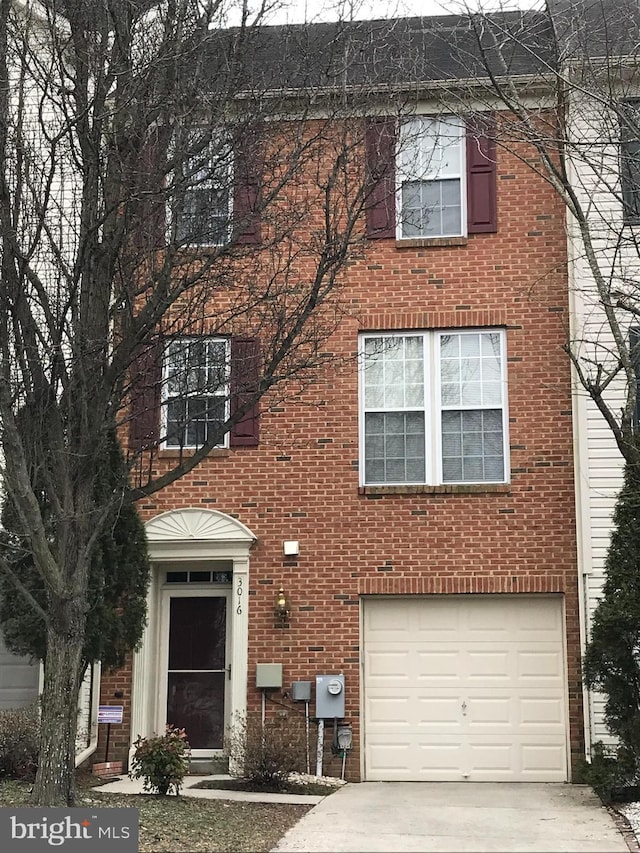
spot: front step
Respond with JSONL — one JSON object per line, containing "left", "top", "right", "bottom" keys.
{"left": 189, "top": 757, "right": 229, "bottom": 775}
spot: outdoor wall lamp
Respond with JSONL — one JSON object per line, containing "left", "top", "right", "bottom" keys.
{"left": 274, "top": 586, "right": 291, "bottom": 627}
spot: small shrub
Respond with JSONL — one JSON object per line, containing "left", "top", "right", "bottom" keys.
{"left": 580, "top": 740, "right": 640, "bottom": 801}
{"left": 227, "top": 712, "right": 306, "bottom": 790}
{"left": 130, "top": 726, "right": 190, "bottom": 795}
{"left": 0, "top": 702, "right": 40, "bottom": 781}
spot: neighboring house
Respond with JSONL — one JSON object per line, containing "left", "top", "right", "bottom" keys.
{"left": 556, "top": 0, "right": 640, "bottom": 755}
{"left": 0, "top": 0, "right": 98, "bottom": 763}
{"left": 0, "top": 636, "right": 39, "bottom": 712}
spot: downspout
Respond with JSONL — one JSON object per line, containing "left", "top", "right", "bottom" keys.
{"left": 75, "top": 662, "right": 101, "bottom": 767}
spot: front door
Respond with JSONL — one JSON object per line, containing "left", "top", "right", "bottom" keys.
{"left": 162, "top": 592, "right": 230, "bottom": 752}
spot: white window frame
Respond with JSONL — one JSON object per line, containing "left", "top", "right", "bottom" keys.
{"left": 162, "top": 336, "right": 231, "bottom": 450}
{"left": 171, "top": 132, "right": 233, "bottom": 247}
{"left": 358, "top": 329, "right": 509, "bottom": 486}
{"left": 396, "top": 116, "right": 466, "bottom": 240}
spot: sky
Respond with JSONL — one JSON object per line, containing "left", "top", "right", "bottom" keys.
{"left": 266, "top": 0, "right": 541, "bottom": 25}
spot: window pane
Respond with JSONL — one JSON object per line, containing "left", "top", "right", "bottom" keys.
{"left": 460, "top": 335, "right": 480, "bottom": 357}
{"left": 440, "top": 334, "right": 458, "bottom": 358}
{"left": 483, "top": 381, "right": 502, "bottom": 406}
{"left": 441, "top": 409, "right": 504, "bottom": 483}
{"left": 441, "top": 382, "right": 460, "bottom": 406}
{"left": 364, "top": 412, "right": 425, "bottom": 483}
{"left": 441, "top": 203, "right": 462, "bottom": 235}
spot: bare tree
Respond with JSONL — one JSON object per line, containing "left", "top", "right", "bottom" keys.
{"left": 436, "top": 0, "right": 640, "bottom": 463}
{"left": 0, "top": 0, "right": 387, "bottom": 805}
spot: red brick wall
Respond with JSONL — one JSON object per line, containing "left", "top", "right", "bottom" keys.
{"left": 100, "top": 134, "right": 582, "bottom": 779}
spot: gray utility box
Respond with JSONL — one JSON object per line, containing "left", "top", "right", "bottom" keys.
{"left": 316, "top": 674, "right": 345, "bottom": 718}
{"left": 291, "top": 681, "right": 312, "bottom": 702}
{"left": 256, "top": 663, "right": 283, "bottom": 689}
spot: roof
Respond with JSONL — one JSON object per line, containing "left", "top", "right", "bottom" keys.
{"left": 204, "top": 10, "right": 556, "bottom": 95}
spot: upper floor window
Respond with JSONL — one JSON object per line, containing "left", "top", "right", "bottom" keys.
{"left": 397, "top": 117, "right": 465, "bottom": 238}
{"left": 164, "top": 337, "right": 230, "bottom": 449}
{"left": 359, "top": 329, "right": 508, "bottom": 486}
{"left": 174, "top": 135, "right": 232, "bottom": 246}
{"left": 365, "top": 114, "right": 497, "bottom": 240}
{"left": 620, "top": 100, "right": 640, "bottom": 223}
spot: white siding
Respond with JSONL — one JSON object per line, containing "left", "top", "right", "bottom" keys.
{"left": 567, "top": 88, "right": 632, "bottom": 751}
{"left": 0, "top": 634, "right": 39, "bottom": 710}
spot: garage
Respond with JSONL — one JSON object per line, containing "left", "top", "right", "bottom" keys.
{"left": 362, "top": 595, "right": 568, "bottom": 782}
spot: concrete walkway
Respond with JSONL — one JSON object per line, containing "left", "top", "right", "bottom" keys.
{"left": 95, "top": 774, "right": 324, "bottom": 805}
{"left": 271, "top": 782, "right": 631, "bottom": 853}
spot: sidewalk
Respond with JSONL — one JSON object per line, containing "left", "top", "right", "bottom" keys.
{"left": 95, "top": 774, "right": 324, "bottom": 805}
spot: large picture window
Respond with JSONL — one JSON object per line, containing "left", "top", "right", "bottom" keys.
{"left": 360, "top": 330, "right": 508, "bottom": 485}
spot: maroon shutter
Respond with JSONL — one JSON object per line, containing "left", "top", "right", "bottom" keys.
{"left": 365, "top": 118, "right": 396, "bottom": 239}
{"left": 233, "top": 132, "right": 262, "bottom": 245}
{"left": 230, "top": 337, "right": 261, "bottom": 447}
{"left": 129, "top": 340, "right": 162, "bottom": 451}
{"left": 130, "top": 127, "right": 166, "bottom": 251}
{"left": 466, "top": 114, "right": 497, "bottom": 234}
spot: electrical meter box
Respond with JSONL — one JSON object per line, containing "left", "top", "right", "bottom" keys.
{"left": 256, "top": 663, "right": 283, "bottom": 689}
{"left": 316, "top": 674, "right": 345, "bottom": 718}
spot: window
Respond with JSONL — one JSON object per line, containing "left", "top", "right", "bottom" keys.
{"left": 360, "top": 330, "right": 508, "bottom": 486}
{"left": 397, "top": 117, "right": 465, "bottom": 238}
{"left": 365, "top": 114, "right": 497, "bottom": 240}
{"left": 163, "top": 337, "right": 230, "bottom": 449}
{"left": 174, "top": 135, "right": 232, "bottom": 246}
{"left": 621, "top": 100, "right": 640, "bottom": 223}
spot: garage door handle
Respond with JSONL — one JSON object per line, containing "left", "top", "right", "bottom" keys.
{"left": 461, "top": 701, "right": 467, "bottom": 716}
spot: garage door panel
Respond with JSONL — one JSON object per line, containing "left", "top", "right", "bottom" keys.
{"left": 466, "top": 650, "right": 511, "bottom": 679}
{"left": 363, "top": 595, "right": 568, "bottom": 782}
{"left": 517, "top": 650, "right": 564, "bottom": 678}
{"left": 415, "top": 650, "right": 461, "bottom": 679}
{"left": 366, "top": 649, "right": 410, "bottom": 678}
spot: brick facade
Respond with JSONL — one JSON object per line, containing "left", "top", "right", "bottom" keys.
{"left": 99, "top": 131, "right": 582, "bottom": 781}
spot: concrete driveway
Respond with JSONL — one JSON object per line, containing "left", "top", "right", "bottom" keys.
{"left": 271, "top": 782, "right": 630, "bottom": 853}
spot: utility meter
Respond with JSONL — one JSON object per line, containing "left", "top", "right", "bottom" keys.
{"left": 316, "top": 674, "right": 345, "bottom": 718}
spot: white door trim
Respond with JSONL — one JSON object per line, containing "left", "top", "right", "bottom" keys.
{"left": 158, "top": 587, "right": 231, "bottom": 757}
{"left": 130, "top": 509, "right": 255, "bottom": 764}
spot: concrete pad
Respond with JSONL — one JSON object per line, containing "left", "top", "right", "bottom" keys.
{"left": 271, "top": 783, "right": 630, "bottom": 853}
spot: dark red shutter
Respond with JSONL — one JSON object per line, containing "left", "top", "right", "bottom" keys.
{"left": 128, "top": 127, "right": 167, "bottom": 251}
{"left": 230, "top": 337, "right": 261, "bottom": 447}
{"left": 466, "top": 114, "right": 497, "bottom": 234}
{"left": 129, "top": 340, "right": 162, "bottom": 451}
{"left": 365, "top": 118, "right": 396, "bottom": 239}
{"left": 233, "top": 132, "right": 262, "bottom": 245}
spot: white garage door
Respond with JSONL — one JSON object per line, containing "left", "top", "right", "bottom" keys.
{"left": 363, "top": 595, "right": 568, "bottom": 782}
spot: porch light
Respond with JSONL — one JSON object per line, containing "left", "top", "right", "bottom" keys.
{"left": 274, "top": 586, "right": 291, "bottom": 627}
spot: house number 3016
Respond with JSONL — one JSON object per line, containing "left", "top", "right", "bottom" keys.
{"left": 236, "top": 576, "right": 243, "bottom": 615}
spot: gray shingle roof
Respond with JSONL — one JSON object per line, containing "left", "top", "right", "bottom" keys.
{"left": 204, "top": 10, "right": 556, "bottom": 94}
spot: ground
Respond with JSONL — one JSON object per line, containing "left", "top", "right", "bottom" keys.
{"left": 0, "top": 779, "right": 312, "bottom": 852}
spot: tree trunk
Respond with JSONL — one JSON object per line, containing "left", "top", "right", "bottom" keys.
{"left": 31, "top": 601, "right": 85, "bottom": 806}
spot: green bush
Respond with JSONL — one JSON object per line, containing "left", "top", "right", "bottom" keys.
{"left": 580, "top": 741, "right": 640, "bottom": 802}
{"left": 228, "top": 712, "right": 306, "bottom": 790}
{"left": 0, "top": 702, "right": 40, "bottom": 780}
{"left": 130, "top": 726, "right": 190, "bottom": 795}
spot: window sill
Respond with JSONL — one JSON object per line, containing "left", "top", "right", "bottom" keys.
{"left": 395, "top": 236, "right": 468, "bottom": 249}
{"left": 158, "top": 448, "right": 231, "bottom": 459}
{"left": 359, "top": 483, "right": 511, "bottom": 496}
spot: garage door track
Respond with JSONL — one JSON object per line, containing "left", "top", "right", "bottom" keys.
{"left": 271, "top": 782, "right": 630, "bottom": 852}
